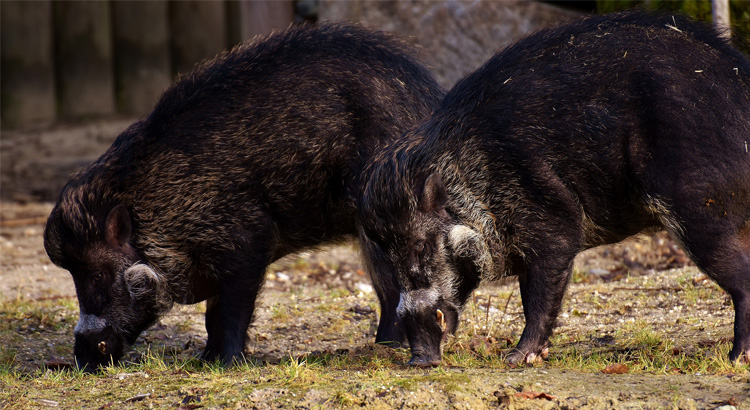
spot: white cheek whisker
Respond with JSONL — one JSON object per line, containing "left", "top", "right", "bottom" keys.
{"left": 448, "top": 224, "right": 493, "bottom": 280}
{"left": 398, "top": 286, "right": 442, "bottom": 316}
{"left": 122, "top": 263, "right": 173, "bottom": 315}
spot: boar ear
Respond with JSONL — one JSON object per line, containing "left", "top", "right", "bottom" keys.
{"left": 105, "top": 205, "right": 131, "bottom": 248}
{"left": 421, "top": 173, "right": 447, "bottom": 213}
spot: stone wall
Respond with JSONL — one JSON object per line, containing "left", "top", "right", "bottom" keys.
{"left": 320, "top": 0, "right": 579, "bottom": 88}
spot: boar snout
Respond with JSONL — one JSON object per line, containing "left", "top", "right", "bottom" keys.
{"left": 404, "top": 316, "right": 443, "bottom": 367}
{"left": 407, "top": 309, "right": 455, "bottom": 367}
{"left": 399, "top": 291, "right": 459, "bottom": 367}
{"left": 73, "top": 315, "right": 124, "bottom": 372}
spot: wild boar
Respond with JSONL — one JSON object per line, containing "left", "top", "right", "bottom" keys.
{"left": 358, "top": 11, "right": 750, "bottom": 366}
{"left": 44, "top": 22, "right": 445, "bottom": 370}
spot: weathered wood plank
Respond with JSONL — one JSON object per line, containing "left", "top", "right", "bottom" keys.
{"left": 1, "top": 1, "right": 56, "bottom": 129}
{"left": 52, "top": 1, "right": 115, "bottom": 120}
{"left": 169, "top": 1, "right": 228, "bottom": 76}
{"left": 112, "top": 0, "right": 171, "bottom": 116}
{"left": 227, "top": 0, "right": 294, "bottom": 45}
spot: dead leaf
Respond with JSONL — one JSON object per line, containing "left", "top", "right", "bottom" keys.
{"left": 468, "top": 335, "right": 499, "bottom": 353}
{"left": 177, "top": 405, "right": 203, "bottom": 410}
{"left": 111, "top": 371, "right": 149, "bottom": 380}
{"left": 698, "top": 337, "right": 732, "bottom": 348}
{"left": 125, "top": 393, "right": 151, "bottom": 403}
{"left": 44, "top": 359, "right": 73, "bottom": 370}
{"left": 692, "top": 275, "right": 710, "bottom": 285}
{"left": 716, "top": 396, "right": 738, "bottom": 406}
{"left": 493, "top": 390, "right": 511, "bottom": 406}
{"left": 602, "top": 363, "right": 629, "bottom": 374}
{"left": 97, "top": 402, "right": 114, "bottom": 410}
{"left": 181, "top": 394, "right": 202, "bottom": 404}
{"left": 499, "top": 337, "right": 515, "bottom": 348}
{"left": 514, "top": 391, "right": 557, "bottom": 401}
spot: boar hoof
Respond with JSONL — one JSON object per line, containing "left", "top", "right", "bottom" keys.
{"left": 735, "top": 350, "right": 750, "bottom": 365}
{"left": 506, "top": 348, "right": 545, "bottom": 366}
{"left": 505, "top": 348, "right": 526, "bottom": 366}
{"left": 728, "top": 347, "right": 750, "bottom": 365}
{"left": 525, "top": 352, "right": 538, "bottom": 364}
{"left": 407, "top": 355, "right": 441, "bottom": 367}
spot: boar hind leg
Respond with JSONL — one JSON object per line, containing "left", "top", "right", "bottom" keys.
{"left": 674, "top": 218, "right": 750, "bottom": 364}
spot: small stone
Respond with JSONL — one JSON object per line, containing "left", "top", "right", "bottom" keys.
{"left": 589, "top": 268, "right": 610, "bottom": 276}
{"left": 276, "top": 272, "right": 291, "bottom": 282}
{"left": 355, "top": 282, "right": 373, "bottom": 294}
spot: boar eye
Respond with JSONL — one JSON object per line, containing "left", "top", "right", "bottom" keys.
{"left": 415, "top": 240, "right": 425, "bottom": 252}
{"left": 414, "top": 240, "right": 425, "bottom": 256}
{"left": 414, "top": 239, "right": 432, "bottom": 266}
{"left": 92, "top": 272, "right": 104, "bottom": 283}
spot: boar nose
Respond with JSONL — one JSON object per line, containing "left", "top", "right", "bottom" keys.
{"left": 403, "top": 313, "right": 445, "bottom": 367}
{"left": 74, "top": 314, "right": 121, "bottom": 371}
{"left": 74, "top": 313, "right": 107, "bottom": 336}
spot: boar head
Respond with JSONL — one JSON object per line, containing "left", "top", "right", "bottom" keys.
{"left": 45, "top": 203, "right": 169, "bottom": 371}
{"left": 360, "top": 172, "right": 488, "bottom": 366}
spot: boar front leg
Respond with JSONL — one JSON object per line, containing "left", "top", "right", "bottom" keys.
{"left": 202, "top": 268, "right": 265, "bottom": 365}
{"left": 372, "top": 268, "right": 405, "bottom": 347}
{"left": 671, "top": 217, "right": 750, "bottom": 364}
{"left": 508, "top": 232, "right": 580, "bottom": 366}
{"left": 202, "top": 295, "right": 223, "bottom": 361}
{"left": 201, "top": 241, "right": 271, "bottom": 365}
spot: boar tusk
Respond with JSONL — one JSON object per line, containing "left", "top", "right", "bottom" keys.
{"left": 437, "top": 309, "right": 446, "bottom": 332}
{"left": 98, "top": 341, "right": 107, "bottom": 354}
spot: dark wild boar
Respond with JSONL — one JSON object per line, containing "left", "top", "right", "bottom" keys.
{"left": 358, "top": 11, "right": 750, "bottom": 367}
{"left": 44, "top": 23, "right": 445, "bottom": 371}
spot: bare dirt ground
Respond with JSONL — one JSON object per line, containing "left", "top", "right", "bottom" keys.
{"left": 1, "top": 201, "right": 749, "bottom": 409}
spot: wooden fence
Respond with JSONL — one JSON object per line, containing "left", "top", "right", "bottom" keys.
{"left": 1, "top": 0, "right": 296, "bottom": 130}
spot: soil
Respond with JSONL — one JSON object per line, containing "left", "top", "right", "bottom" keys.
{"left": 1, "top": 201, "right": 748, "bottom": 409}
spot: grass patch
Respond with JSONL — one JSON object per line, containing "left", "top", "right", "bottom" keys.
{"left": 0, "top": 266, "right": 747, "bottom": 409}
{"left": 273, "top": 353, "right": 317, "bottom": 387}
{"left": 0, "top": 296, "right": 78, "bottom": 333}
{"left": 546, "top": 321, "right": 744, "bottom": 375}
